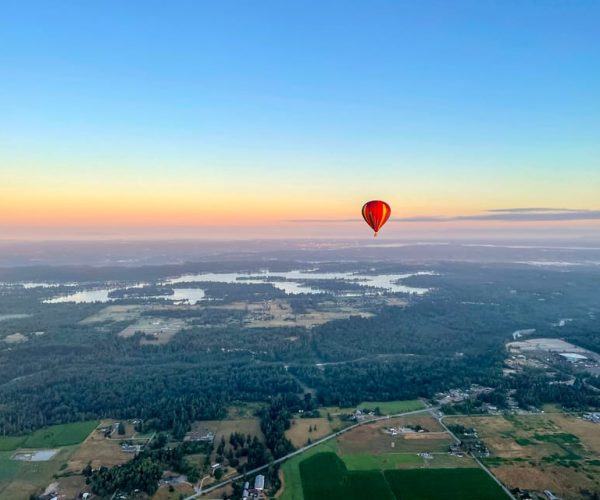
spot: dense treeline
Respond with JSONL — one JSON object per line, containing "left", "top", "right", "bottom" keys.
{"left": 510, "top": 370, "right": 600, "bottom": 409}
{"left": 0, "top": 353, "right": 300, "bottom": 434}
{"left": 290, "top": 352, "right": 504, "bottom": 406}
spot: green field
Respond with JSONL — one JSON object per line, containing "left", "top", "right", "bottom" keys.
{"left": 23, "top": 420, "right": 99, "bottom": 448}
{"left": 384, "top": 468, "right": 509, "bottom": 500}
{"left": 289, "top": 450, "right": 508, "bottom": 500}
{"left": 356, "top": 400, "right": 425, "bottom": 415}
{"left": 299, "top": 452, "right": 395, "bottom": 500}
{"left": 0, "top": 437, "right": 26, "bottom": 452}
{"left": 0, "top": 420, "right": 98, "bottom": 452}
{"left": 297, "top": 453, "right": 502, "bottom": 500}
{"left": 281, "top": 440, "right": 339, "bottom": 500}
{"left": 342, "top": 452, "right": 422, "bottom": 470}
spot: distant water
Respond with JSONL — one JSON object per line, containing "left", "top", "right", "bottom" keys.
{"left": 42, "top": 270, "right": 433, "bottom": 304}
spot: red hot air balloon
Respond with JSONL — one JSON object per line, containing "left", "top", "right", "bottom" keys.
{"left": 362, "top": 200, "right": 391, "bottom": 237}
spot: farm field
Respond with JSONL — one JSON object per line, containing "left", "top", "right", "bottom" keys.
{"left": 296, "top": 452, "right": 507, "bottom": 500}
{"left": 338, "top": 416, "right": 453, "bottom": 455}
{"left": 446, "top": 414, "right": 600, "bottom": 499}
{"left": 280, "top": 414, "right": 483, "bottom": 499}
{"left": 299, "top": 452, "right": 395, "bottom": 500}
{"left": 342, "top": 452, "right": 421, "bottom": 470}
{"left": 384, "top": 468, "right": 509, "bottom": 500}
{"left": 279, "top": 440, "right": 339, "bottom": 500}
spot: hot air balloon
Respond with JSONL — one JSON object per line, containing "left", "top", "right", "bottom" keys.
{"left": 362, "top": 200, "right": 391, "bottom": 237}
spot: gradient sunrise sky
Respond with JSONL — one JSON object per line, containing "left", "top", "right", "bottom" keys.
{"left": 1, "top": 1, "right": 599, "bottom": 239}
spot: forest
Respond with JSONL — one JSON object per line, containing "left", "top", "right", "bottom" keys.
{"left": 0, "top": 261, "right": 599, "bottom": 436}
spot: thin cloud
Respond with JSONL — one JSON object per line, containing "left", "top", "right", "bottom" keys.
{"left": 486, "top": 207, "right": 585, "bottom": 213}
{"left": 287, "top": 208, "right": 600, "bottom": 223}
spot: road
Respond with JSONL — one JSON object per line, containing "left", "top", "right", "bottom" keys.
{"left": 184, "top": 406, "right": 431, "bottom": 499}
{"left": 437, "top": 413, "right": 516, "bottom": 500}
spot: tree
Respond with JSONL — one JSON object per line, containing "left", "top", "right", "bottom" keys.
{"left": 117, "top": 422, "right": 126, "bottom": 435}
{"left": 83, "top": 462, "right": 93, "bottom": 477}
{"left": 187, "top": 467, "right": 200, "bottom": 483}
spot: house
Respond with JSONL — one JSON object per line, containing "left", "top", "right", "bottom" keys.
{"left": 254, "top": 474, "right": 265, "bottom": 491}
{"left": 583, "top": 412, "right": 600, "bottom": 423}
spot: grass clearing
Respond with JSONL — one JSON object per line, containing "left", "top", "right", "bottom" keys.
{"left": 384, "top": 468, "right": 509, "bottom": 500}
{"left": 152, "top": 482, "right": 195, "bottom": 499}
{"left": 118, "top": 317, "right": 188, "bottom": 344}
{"left": 0, "top": 437, "right": 26, "bottom": 452}
{"left": 0, "top": 421, "right": 98, "bottom": 452}
{"left": 226, "top": 401, "right": 264, "bottom": 419}
{"left": 286, "top": 417, "right": 334, "bottom": 448}
{"left": 80, "top": 304, "right": 144, "bottom": 323}
{"left": 22, "top": 420, "right": 99, "bottom": 448}
{"left": 192, "top": 418, "right": 263, "bottom": 442}
{"left": 355, "top": 400, "right": 425, "bottom": 415}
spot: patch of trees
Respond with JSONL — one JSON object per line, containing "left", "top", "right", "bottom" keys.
{"left": 108, "top": 285, "right": 174, "bottom": 299}
{"left": 89, "top": 438, "right": 210, "bottom": 496}
{"left": 193, "top": 282, "right": 288, "bottom": 303}
{"left": 259, "top": 396, "right": 296, "bottom": 459}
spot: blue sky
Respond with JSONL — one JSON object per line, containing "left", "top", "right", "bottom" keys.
{"left": 1, "top": 1, "right": 599, "bottom": 238}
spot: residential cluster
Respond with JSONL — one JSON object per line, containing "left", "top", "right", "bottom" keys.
{"left": 582, "top": 412, "right": 600, "bottom": 423}
{"left": 242, "top": 474, "right": 265, "bottom": 500}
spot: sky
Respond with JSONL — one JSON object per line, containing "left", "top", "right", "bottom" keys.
{"left": 1, "top": 1, "right": 599, "bottom": 240}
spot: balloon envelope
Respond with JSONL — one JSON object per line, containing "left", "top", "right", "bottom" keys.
{"left": 362, "top": 200, "right": 391, "bottom": 236}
